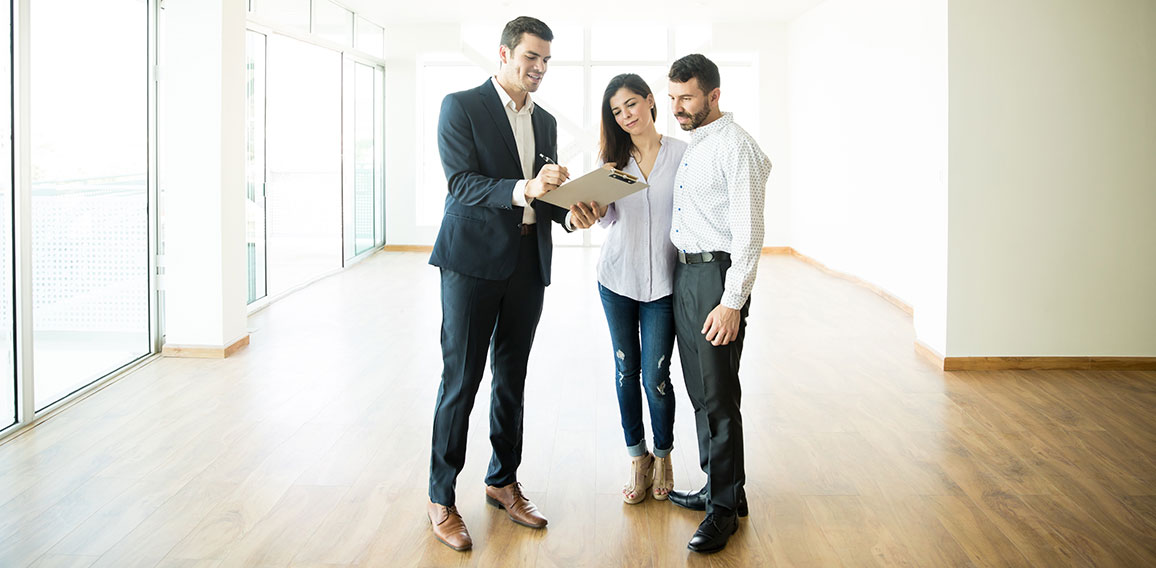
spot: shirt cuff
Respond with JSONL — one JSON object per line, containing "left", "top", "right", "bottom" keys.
{"left": 598, "top": 203, "right": 618, "bottom": 226}
{"left": 721, "top": 289, "right": 747, "bottom": 311}
{"left": 564, "top": 211, "right": 575, "bottom": 232}
{"left": 512, "top": 180, "right": 528, "bottom": 207}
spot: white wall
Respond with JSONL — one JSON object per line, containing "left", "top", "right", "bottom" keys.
{"left": 713, "top": 22, "right": 792, "bottom": 247}
{"left": 788, "top": 0, "right": 948, "bottom": 352}
{"left": 947, "top": 0, "right": 1156, "bottom": 356}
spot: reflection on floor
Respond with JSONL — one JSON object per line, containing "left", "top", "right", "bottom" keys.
{"left": 0, "top": 248, "right": 1153, "bottom": 567}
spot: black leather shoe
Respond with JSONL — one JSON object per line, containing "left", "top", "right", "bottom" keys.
{"left": 668, "top": 486, "right": 748, "bottom": 517}
{"left": 688, "top": 512, "right": 739, "bottom": 553}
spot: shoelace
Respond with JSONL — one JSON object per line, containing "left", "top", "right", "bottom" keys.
{"left": 702, "top": 513, "right": 731, "bottom": 530}
{"left": 511, "top": 482, "right": 526, "bottom": 501}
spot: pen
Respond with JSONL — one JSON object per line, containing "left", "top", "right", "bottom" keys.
{"left": 538, "top": 153, "right": 555, "bottom": 164}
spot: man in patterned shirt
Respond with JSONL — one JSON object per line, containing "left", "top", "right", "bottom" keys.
{"left": 665, "top": 53, "right": 772, "bottom": 554}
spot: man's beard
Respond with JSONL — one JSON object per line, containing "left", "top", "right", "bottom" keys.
{"left": 675, "top": 104, "right": 712, "bottom": 131}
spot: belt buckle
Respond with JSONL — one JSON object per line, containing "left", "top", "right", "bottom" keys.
{"left": 701, "top": 252, "right": 714, "bottom": 263}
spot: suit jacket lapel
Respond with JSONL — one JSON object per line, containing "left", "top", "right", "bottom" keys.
{"left": 477, "top": 81, "right": 522, "bottom": 168}
{"left": 530, "top": 107, "right": 554, "bottom": 217}
{"left": 531, "top": 109, "right": 550, "bottom": 176}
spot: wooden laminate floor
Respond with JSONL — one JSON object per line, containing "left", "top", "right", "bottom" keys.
{"left": 1, "top": 249, "right": 1154, "bottom": 567}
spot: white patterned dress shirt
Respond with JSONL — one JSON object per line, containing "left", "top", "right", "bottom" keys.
{"left": 670, "top": 112, "right": 771, "bottom": 310}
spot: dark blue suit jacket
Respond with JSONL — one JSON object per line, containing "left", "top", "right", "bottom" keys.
{"left": 429, "top": 80, "right": 569, "bottom": 286}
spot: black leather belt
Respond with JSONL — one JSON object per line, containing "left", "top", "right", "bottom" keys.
{"left": 520, "top": 223, "right": 536, "bottom": 236}
{"left": 678, "top": 251, "right": 730, "bottom": 264}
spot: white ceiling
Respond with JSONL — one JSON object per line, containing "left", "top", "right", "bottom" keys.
{"left": 340, "top": 0, "right": 830, "bottom": 26}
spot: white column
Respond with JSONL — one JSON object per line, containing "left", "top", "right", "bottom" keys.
{"left": 160, "top": 0, "right": 248, "bottom": 357}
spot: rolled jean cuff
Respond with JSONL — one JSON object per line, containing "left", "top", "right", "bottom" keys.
{"left": 653, "top": 445, "right": 672, "bottom": 459}
{"left": 627, "top": 440, "right": 649, "bottom": 458}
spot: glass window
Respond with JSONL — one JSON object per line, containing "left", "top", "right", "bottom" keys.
{"left": 374, "top": 67, "right": 385, "bottom": 247}
{"left": 1, "top": 0, "right": 13, "bottom": 429}
{"left": 537, "top": 65, "right": 586, "bottom": 247}
{"left": 31, "top": 0, "right": 150, "bottom": 410}
{"left": 675, "top": 25, "right": 712, "bottom": 58}
{"left": 246, "top": 31, "right": 268, "bottom": 304}
{"left": 459, "top": 24, "right": 500, "bottom": 65}
{"left": 590, "top": 23, "right": 667, "bottom": 62}
{"left": 265, "top": 34, "right": 343, "bottom": 297}
{"left": 419, "top": 64, "right": 482, "bottom": 227}
{"left": 254, "top": 0, "right": 310, "bottom": 36}
{"left": 353, "top": 63, "right": 377, "bottom": 255}
{"left": 543, "top": 23, "right": 585, "bottom": 62}
{"left": 355, "top": 16, "right": 384, "bottom": 58}
{"left": 344, "top": 59, "right": 378, "bottom": 259}
{"left": 529, "top": 64, "right": 585, "bottom": 173}
{"left": 313, "top": 0, "right": 353, "bottom": 47}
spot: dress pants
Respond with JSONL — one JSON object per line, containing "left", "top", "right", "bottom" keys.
{"left": 429, "top": 234, "right": 544, "bottom": 506}
{"left": 673, "top": 257, "right": 749, "bottom": 514}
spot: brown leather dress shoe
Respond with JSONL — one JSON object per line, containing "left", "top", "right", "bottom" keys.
{"left": 485, "top": 482, "right": 548, "bottom": 528}
{"left": 427, "top": 499, "right": 472, "bottom": 551}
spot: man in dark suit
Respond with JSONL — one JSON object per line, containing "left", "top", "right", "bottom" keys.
{"left": 425, "top": 17, "right": 600, "bottom": 552}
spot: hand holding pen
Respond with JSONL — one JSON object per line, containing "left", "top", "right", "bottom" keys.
{"left": 538, "top": 154, "right": 606, "bottom": 229}
{"left": 525, "top": 153, "right": 569, "bottom": 200}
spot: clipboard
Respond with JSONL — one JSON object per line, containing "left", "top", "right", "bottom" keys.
{"left": 536, "top": 167, "right": 648, "bottom": 209}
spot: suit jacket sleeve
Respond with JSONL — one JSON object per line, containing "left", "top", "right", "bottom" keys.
{"left": 437, "top": 93, "right": 518, "bottom": 210}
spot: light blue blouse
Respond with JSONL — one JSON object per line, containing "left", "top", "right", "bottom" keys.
{"left": 596, "top": 136, "right": 688, "bottom": 302}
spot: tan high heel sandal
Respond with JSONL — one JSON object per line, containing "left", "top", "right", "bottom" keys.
{"left": 652, "top": 455, "right": 674, "bottom": 500}
{"left": 623, "top": 453, "right": 654, "bottom": 504}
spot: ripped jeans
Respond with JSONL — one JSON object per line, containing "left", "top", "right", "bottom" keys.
{"left": 598, "top": 283, "right": 676, "bottom": 458}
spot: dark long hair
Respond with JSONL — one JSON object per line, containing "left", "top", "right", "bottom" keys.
{"left": 599, "top": 74, "right": 657, "bottom": 169}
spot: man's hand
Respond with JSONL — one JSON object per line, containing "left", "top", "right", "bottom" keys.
{"left": 569, "top": 201, "right": 608, "bottom": 229}
{"left": 526, "top": 164, "right": 569, "bottom": 200}
{"left": 702, "top": 304, "right": 741, "bottom": 346}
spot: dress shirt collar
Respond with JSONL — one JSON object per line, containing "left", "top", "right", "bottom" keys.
{"left": 690, "top": 111, "right": 733, "bottom": 140}
{"left": 491, "top": 76, "right": 535, "bottom": 114}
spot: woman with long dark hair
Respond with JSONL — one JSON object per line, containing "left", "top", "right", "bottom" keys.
{"left": 594, "top": 73, "right": 687, "bottom": 504}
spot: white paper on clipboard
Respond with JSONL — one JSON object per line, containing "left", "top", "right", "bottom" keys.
{"left": 536, "top": 167, "right": 648, "bottom": 209}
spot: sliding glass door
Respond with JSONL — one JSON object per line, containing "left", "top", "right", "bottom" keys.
{"left": 352, "top": 62, "right": 377, "bottom": 256}
{"left": 246, "top": 30, "right": 268, "bottom": 304}
{"left": 343, "top": 58, "right": 384, "bottom": 259}
{"left": 30, "top": 0, "right": 151, "bottom": 410}
{"left": 1, "top": 1, "right": 13, "bottom": 430}
{"left": 265, "top": 34, "right": 342, "bottom": 297}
